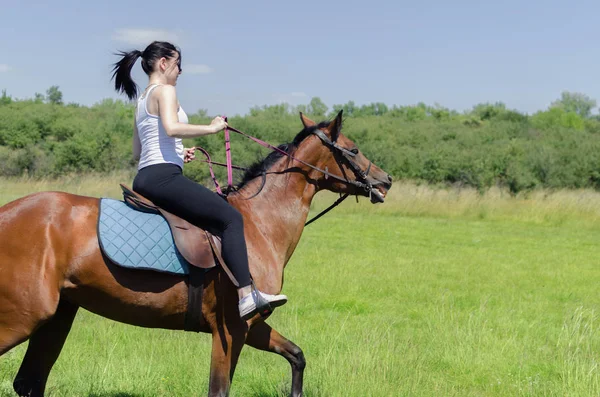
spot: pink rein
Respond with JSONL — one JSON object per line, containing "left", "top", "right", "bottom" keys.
{"left": 193, "top": 116, "right": 312, "bottom": 196}
{"left": 224, "top": 116, "right": 233, "bottom": 188}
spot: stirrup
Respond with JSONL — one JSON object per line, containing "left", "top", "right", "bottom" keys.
{"left": 250, "top": 280, "right": 273, "bottom": 318}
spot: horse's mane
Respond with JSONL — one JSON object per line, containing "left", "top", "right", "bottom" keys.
{"left": 227, "top": 121, "right": 330, "bottom": 193}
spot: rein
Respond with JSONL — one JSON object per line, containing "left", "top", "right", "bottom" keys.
{"left": 191, "top": 121, "right": 373, "bottom": 226}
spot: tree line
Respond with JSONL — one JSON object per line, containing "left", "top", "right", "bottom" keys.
{"left": 1, "top": 88, "right": 600, "bottom": 193}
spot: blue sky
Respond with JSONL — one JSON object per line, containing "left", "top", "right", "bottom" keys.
{"left": 1, "top": 0, "right": 599, "bottom": 116}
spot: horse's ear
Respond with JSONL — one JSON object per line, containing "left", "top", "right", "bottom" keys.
{"left": 327, "top": 110, "right": 343, "bottom": 142}
{"left": 299, "top": 112, "right": 316, "bottom": 128}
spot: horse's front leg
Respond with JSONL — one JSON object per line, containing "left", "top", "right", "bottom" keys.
{"left": 245, "top": 321, "right": 305, "bottom": 397}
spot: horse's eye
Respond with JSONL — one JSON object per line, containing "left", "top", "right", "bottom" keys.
{"left": 350, "top": 148, "right": 359, "bottom": 154}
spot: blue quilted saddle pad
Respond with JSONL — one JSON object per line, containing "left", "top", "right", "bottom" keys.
{"left": 98, "top": 198, "right": 190, "bottom": 275}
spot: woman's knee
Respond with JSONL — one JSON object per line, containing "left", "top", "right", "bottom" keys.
{"left": 223, "top": 206, "right": 244, "bottom": 229}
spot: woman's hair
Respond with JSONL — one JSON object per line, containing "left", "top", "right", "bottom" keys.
{"left": 111, "top": 41, "right": 181, "bottom": 100}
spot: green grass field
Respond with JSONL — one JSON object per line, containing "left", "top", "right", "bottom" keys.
{"left": 1, "top": 176, "right": 600, "bottom": 396}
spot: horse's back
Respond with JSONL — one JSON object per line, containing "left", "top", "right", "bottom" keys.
{"left": 0, "top": 190, "right": 99, "bottom": 215}
{"left": 0, "top": 191, "right": 99, "bottom": 246}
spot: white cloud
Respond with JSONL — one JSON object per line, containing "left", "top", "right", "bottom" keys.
{"left": 291, "top": 92, "right": 307, "bottom": 97}
{"left": 112, "top": 28, "right": 180, "bottom": 47}
{"left": 184, "top": 64, "right": 213, "bottom": 74}
{"left": 0, "top": 64, "right": 10, "bottom": 73}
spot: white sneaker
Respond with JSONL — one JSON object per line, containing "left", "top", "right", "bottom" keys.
{"left": 238, "top": 290, "right": 288, "bottom": 320}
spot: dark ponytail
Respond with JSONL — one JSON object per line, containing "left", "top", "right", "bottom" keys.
{"left": 111, "top": 41, "right": 181, "bottom": 101}
{"left": 112, "top": 50, "right": 142, "bottom": 100}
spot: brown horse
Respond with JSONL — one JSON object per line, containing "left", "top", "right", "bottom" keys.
{"left": 0, "top": 111, "right": 392, "bottom": 397}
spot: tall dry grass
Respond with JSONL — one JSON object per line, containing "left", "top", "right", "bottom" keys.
{"left": 0, "top": 171, "right": 135, "bottom": 206}
{"left": 314, "top": 182, "right": 600, "bottom": 227}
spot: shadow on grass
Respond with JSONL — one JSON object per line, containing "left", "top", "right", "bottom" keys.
{"left": 88, "top": 393, "right": 144, "bottom": 397}
{"left": 248, "top": 381, "right": 323, "bottom": 397}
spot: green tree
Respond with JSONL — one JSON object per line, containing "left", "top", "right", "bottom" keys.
{"left": 192, "top": 108, "right": 209, "bottom": 118}
{"left": 46, "top": 86, "right": 63, "bottom": 105}
{"left": 330, "top": 104, "right": 343, "bottom": 117}
{"left": 331, "top": 101, "right": 356, "bottom": 117}
{"left": 429, "top": 104, "right": 451, "bottom": 121}
{"left": 0, "top": 89, "right": 12, "bottom": 105}
{"left": 295, "top": 104, "right": 308, "bottom": 114}
{"left": 531, "top": 107, "right": 585, "bottom": 131}
{"left": 374, "top": 102, "right": 388, "bottom": 115}
{"left": 359, "top": 102, "right": 389, "bottom": 116}
{"left": 308, "top": 97, "right": 328, "bottom": 118}
{"left": 551, "top": 91, "right": 596, "bottom": 118}
{"left": 470, "top": 102, "right": 507, "bottom": 121}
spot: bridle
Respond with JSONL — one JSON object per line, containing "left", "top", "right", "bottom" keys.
{"left": 302, "top": 128, "right": 373, "bottom": 225}
{"left": 311, "top": 128, "right": 373, "bottom": 192}
{"left": 193, "top": 122, "right": 374, "bottom": 226}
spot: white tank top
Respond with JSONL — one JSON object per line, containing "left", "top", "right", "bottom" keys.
{"left": 136, "top": 84, "right": 188, "bottom": 170}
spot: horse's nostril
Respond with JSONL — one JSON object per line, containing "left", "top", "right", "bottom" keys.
{"left": 387, "top": 174, "right": 393, "bottom": 183}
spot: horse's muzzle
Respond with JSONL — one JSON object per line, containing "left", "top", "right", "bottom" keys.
{"left": 369, "top": 175, "right": 392, "bottom": 204}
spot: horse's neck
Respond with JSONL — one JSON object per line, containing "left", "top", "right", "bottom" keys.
{"left": 228, "top": 144, "right": 321, "bottom": 293}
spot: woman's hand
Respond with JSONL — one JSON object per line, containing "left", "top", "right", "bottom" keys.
{"left": 183, "top": 147, "right": 196, "bottom": 163}
{"left": 209, "top": 116, "right": 228, "bottom": 134}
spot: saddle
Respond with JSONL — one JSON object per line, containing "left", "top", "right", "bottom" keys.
{"left": 119, "top": 184, "right": 239, "bottom": 287}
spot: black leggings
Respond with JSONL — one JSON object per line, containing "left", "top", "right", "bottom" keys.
{"left": 133, "top": 163, "right": 251, "bottom": 288}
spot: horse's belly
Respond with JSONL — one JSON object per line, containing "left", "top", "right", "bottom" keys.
{"left": 63, "top": 248, "right": 190, "bottom": 331}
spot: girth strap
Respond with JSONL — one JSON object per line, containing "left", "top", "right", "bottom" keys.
{"left": 184, "top": 266, "right": 206, "bottom": 332}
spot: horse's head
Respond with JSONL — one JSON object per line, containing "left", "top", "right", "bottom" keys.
{"left": 299, "top": 110, "right": 392, "bottom": 203}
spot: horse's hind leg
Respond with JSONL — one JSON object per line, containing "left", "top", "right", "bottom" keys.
{"left": 246, "top": 321, "right": 305, "bottom": 397}
{"left": 13, "top": 299, "right": 79, "bottom": 397}
{"left": 0, "top": 289, "right": 57, "bottom": 356}
{"left": 0, "top": 325, "right": 30, "bottom": 357}
{"left": 0, "top": 296, "right": 53, "bottom": 357}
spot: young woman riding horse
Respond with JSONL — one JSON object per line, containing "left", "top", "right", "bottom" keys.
{"left": 111, "top": 41, "right": 287, "bottom": 320}
{"left": 0, "top": 42, "right": 392, "bottom": 397}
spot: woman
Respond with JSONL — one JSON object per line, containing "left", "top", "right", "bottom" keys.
{"left": 111, "top": 41, "right": 287, "bottom": 320}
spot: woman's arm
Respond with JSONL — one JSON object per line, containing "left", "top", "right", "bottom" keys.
{"left": 156, "top": 85, "right": 227, "bottom": 138}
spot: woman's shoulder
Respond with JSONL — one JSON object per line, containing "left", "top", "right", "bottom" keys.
{"left": 154, "top": 84, "right": 177, "bottom": 97}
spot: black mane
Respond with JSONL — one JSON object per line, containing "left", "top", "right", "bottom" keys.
{"left": 230, "top": 121, "right": 330, "bottom": 192}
